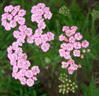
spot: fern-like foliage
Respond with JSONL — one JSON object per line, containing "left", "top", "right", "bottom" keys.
{"left": 81, "top": 75, "right": 99, "bottom": 96}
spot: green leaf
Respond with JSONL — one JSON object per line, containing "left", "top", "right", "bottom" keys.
{"left": 81, "top": 75, "right": 99, "bottom": 96}
{"left": 87, "top": 52, "right": 97, "bottom": 59}
{"left": 19, "top": 88, "right": 23, "bottom": 96}
{"left": 51, "top": 64, "right": 56, "bottom": 77}
{"left": 33, "top": 90, "right": 36, "bottom": 96}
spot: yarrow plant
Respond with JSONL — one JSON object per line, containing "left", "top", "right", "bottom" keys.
{"left": 1, "top": 5, "right": 26, "bottom": 31}
{"left": 59, "top": 5, "right": 70, "bottom": 16}
{"left": 58, "top": 73, "right": 78, "bottom": 94}
{"left": 1, "top": 1, "right": 96, "bottom": 95}
{"left": 1, "top": 3, "right": 55, "bottom": 87}
{"left": 59, "top": 26, "right": 90, "bottom": 74}
{"left": 31, "top": 3, "right": 54, "bottom": 52}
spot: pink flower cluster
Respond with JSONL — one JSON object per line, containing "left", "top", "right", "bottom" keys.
{"left": 59, "top": 26, "right": 89, "bottom": 74}
{"left": 31, "top": 3, "right": 52, "bottom": 24}
{"left": 1, "top": 5, "right": 26, "bottom": 31}
{"left": 61, "top": 59, "right": 78, "bottom": 74}
{"left": 31, "top": 3, "right": 54, "bottom": 52}
{"left": 4, "top": 3, "right": 54, "bottom": 87}
{"left": 7, "top": 44, "right": 40, "bottom": 87}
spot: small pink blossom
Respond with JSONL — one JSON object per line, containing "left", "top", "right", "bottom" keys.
{"left": 44, "top": 11, "right": 52, "bottom": 19}
{"left": 74, "top": 32, "right": 83, "bottom": 40}
{"left": 59, "top": 34, "right": 65, "bottom": 41}
{"left": 80, "top": 54, "right": 84, "bottom": 58}
{"left": 43, "top": 7, "right": 50, "bottom": 13}
{"left": 1, "top": 13, "right": 8, "bottom": 20}
{"left": 61, "top": 61, "right": 69, "bottom": 68}
{"left": 10, "top": 20, "right": 17, "bottom": 28}
{"left": 73, "top": 50, "right": 80, "bottom": 57}
{"left": 21, "top": 53, "right": 27, "bottom": 60}
{"left": 87, "top": 49, "right": 91, "bottom": 52}
{"left": 35, "top": 37, "right": 42, "bottom": 46}
{"left": 33, "top": 76, "right": 37, "bottom": 81}
{"left": 24, "top": 60, "right": 31, "bottom": 69}
{"left": 38, "top": 21, "right": 46, "bottom": 29}
{"left": 13, "top": 30, "right": 20, "bottom": 39}
{"left": 25, "top": 70, "right": 33, "bottom": 78}
{"left": 8, "top": 5, "right": 14, "bottom": 12}
{"left": 82, "top": 40, "right": 89, "bottom": 48}
{"left": 35, "top": 28, "right": 43, "bottom": 36}
{"left": 71, "top": 64, "right": 78, "bottom": 70}
{"left": 27, "top": 35, "right": 34, "bottom": 44}
{"left": 5, "top": 23, "right": 11, "bottom": 31}
{"left": 14, "top": 72, "right": 22, "bottom": 80}
{"left": 19, "top": 69, "right": 26, "bottom": 76}
{"left": 14, "top": 15, "right": 19, "bottom": 21}
{"left": 7, "top": 14, "right": 13, "bottom": 21}
{"left": 19, "top": 25, "right": 27, "bottom": 32}
{"left": 64, "top": 51, "right": 71, "bottom": 59}
{"left": 18, "top": 17, "right": 25, "bottom": 25}
{"left": 7, "top": 45, "right": 13, "bottom": 53}
{"left": 47, "top": 32, "right": 54, "bottom": 41}
{"left": 68, "top": 59, "right": 74, "bottom": 65}
{"left": 18, "top": 32, "right": 26, "bottom": 40}
{"left": 59, "top": 49, "right": 65, "bottom": 57}
{"left": 17, "top": 59, "right": 24, "bottom": 68}
{"left": 20, "top": 77, "right": 26, "bottom": 85}
{"left": 11, "top": 9, "right": 18, "bottom": 16}
{"left": 65, "top": 29, "right": 73, "bottom": 37}
{"left": 1, "top": 20, "right": 7, "bottom": 26}
{"left": 31, "top": 6, "right": 39, "bottom": 13}
{"left": 7, "top": 53, "right": 13, "bottom": 60}
{"left": 71, "top": 26, "right": 78, "bottom": 33}
{"left": 27, "top": 78, "right": 34, "bottom": 87}
{"left": 15, "top": 47, "right": 23, "bottom": 56}
{"left": 31, "top": 14, "right": 38, "bottom": 22}
{"left": 62, "top": 26, "right": 69, "bottom": 32}
{"left": 4, "top": 6, "right": 9, "bottom": 12}
{"left": 41, "top": 43, "right": 50, "bottom": 52}
{"left": 66, "top": 43, "right": 73, "bottom": 51}
{"left": 41, "top": 34, "right": 48, "bottom": 43}
{"left": 36, "top": 16, "right": 44, "bottom": 23}
{"left": 12, "top": 42, "right": 18, "bottom": 50}
{"left": 64, "top": 36, "right": 69, "bottom": 42}
{"left": 69, "top": 36, "right": 75, "bottom": 43}
{"left": 36, "top": 9, "right": 43, "bottom": 16}
{"left": 18, "top": 9, "right": 26, "bottom": 17}
{"left": 10, "top": 60, "right": 17, "bottom": 66}
{"left": 73, "top": 42, "right": 81, "bottom": 49}
{"left": 11, "top": 53, "right": 18, "bottom": 60}
{"left": 60, "top": 43, "right": 67, "bottom": 50}
{"left": 37, "top": 3, "right": 45, "bottom": 9}
{"left": 17, "top": 38, "right": 25, "bottom": 46}
{"left": 31, "top": 66, "right": 40, "bottom": 75}
{"left": 13, "top": 66, "right": 18, "bottom": 73}
{"left": 14, "top": 5, "right": 21, "bottom": 12}
{"left": 68, "top": 67, "right": 74, "bottom": 74}
{"left": 25, "top": 28, "right": 33, "bottom": 36}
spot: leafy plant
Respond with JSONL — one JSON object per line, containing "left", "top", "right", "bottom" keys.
{"left": 81, "top": 75, "right": 99, "bottom": 96}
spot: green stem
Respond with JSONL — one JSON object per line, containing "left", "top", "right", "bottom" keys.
{"left": 91, "top": 20, "right": 94, "bottom": 37}
{"left": 45, "top": 20, "right": 50, "bottom": 32}
{"left": 21, "top": 0, "right": 24, "bottom": 9}
{"left": 68, "top": 14, "right": 74, "bottom": 25}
